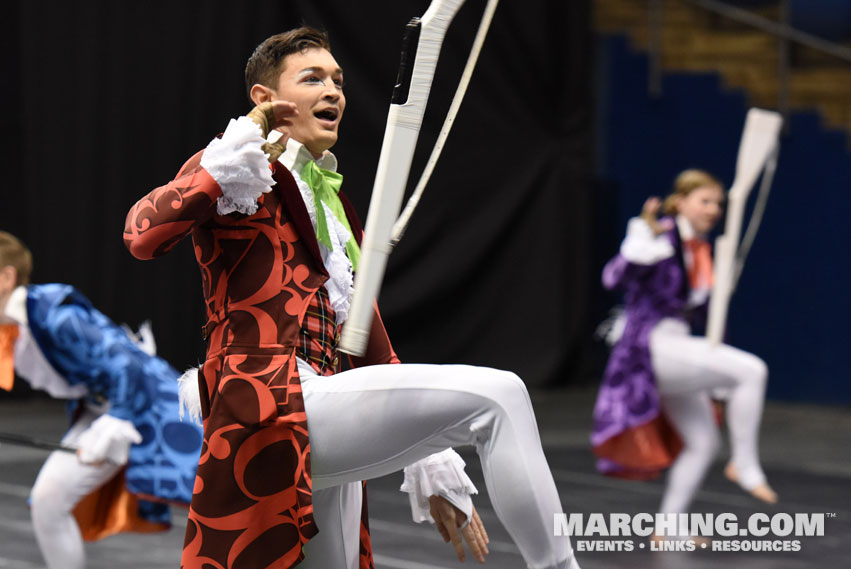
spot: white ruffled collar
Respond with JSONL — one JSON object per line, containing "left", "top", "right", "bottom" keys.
{"left": 276, "top": 136, "right": 353, "bottom": 325}
{"left": 3, "top": 286, "right": 28, "bottom": 325}
{"left": 676, "top": 215, "right": 698, "bottom": 241}
{"left": 274, "top": 134, "right": 338, "bottom": 174}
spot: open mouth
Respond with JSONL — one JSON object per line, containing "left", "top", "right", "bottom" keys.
{"left": 314, "top": 108, "right": 339, "bottom": 122}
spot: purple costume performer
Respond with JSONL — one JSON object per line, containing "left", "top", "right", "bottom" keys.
{"left": 591, "top": 218, "right": 695, "bottom": 478}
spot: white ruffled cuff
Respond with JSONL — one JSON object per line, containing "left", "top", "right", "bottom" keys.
{"left": 201, "top": 116, "right": 275, "bottom": 216}
{"left": 76, "top": 414, "right": 142, "bottom": 465}
{"left": 400, "top": 448, "right": 478, "bottom": 526}
{"left": 620, "top": 217, "right": 675, "bottom": 265}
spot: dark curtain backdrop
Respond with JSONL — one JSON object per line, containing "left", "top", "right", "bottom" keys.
{"left": 1, "top": 0, "right": 595, "bottom": 388}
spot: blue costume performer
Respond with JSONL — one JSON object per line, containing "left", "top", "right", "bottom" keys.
{"left": 0, "top": 231, "right": 203, "bottom": 569}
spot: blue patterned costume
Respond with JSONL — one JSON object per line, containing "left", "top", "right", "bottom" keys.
{"left": 25, "top": 284, "right": 202, "bottom": 527}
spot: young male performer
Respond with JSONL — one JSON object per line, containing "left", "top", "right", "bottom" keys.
{"left": 125, "top": 27, "right": 580, "bottom": 569}
{"left": 0, "top": 231, "right": 203, "bottom": 569}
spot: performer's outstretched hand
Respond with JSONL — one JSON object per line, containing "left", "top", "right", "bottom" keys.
{"left": 640, "top": 196, "right": 673, "bottom": 235}
{"left": 429, "top": 495, "right": 489, "bottom": 563}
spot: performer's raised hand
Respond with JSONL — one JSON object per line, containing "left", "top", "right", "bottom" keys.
{"left": 246, "top": 101, "right": 297, "bottom": 162}
{"left": 640, "top": 196, "right": 673, "bottom": 235}
{"left": 428, "top": 495, "right": 489, "bottom": 563}
{"left": 246, "top": 100, "right": 298, "bottom": 135}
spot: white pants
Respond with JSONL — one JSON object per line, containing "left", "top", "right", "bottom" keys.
{"left": 30, "top": 409, "right": 123, "bottom": 569}
{"left": 298, "top": 362, "right": 579, "bottom": 569}
{"left": 650, "top": 318, "right": 768, "bottom": 514}
{"left": 301, "top": 481, "right": 364, "bottom": 569}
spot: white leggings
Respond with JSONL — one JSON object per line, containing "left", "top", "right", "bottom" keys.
{"left": 299, "top": 362, "right": 579, "bottom": 569}
{"left": 650, "top": 319, "right": 768, "bottom": 514}
{"left": 301, "top": 481, "right": 363, "bottom": 569}
{"left": 29, "top": 409, "right": 123, "bottom": 569}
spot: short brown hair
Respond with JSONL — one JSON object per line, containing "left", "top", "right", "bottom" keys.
{"left": 245, "top": 27, "right": 331, "bottom": 101}
{"left": 0, "top": 231, "right": 33, "bottom": 286}
{"left": 663, "top": 169, "right": 724, "bottom": 215}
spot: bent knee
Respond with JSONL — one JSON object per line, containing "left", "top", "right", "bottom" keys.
{"left": 733, "top": 352, "right": 768, "bottom": 387}
{"left": 714, "top": 348, "right": 768, "bottom": 387}
{"left": 467, "top": 368, "right": 535, "bottom": 424}
{"left": 480, "top": 368, "right": 528, "bottom": 402}
{"left": 748, "top": 355, "right": 768, "bottom": 382}
{"left": 436, "top": 365, "right": 534, "bottom": 426}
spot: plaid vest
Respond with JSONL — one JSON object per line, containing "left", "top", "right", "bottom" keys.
{"left": 297, "top": 286, "right": 342, "bottom": 376}
{"left": 295, "top": 286, "right": 375, "bottom": 569}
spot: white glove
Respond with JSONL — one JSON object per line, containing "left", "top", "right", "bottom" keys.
{"left": 76, "top": 414, "right": 143, "bottom": 465}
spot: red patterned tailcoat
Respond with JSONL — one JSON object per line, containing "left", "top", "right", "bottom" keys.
{"left": 124, "top": 150, "right": 398, "bottom": 569}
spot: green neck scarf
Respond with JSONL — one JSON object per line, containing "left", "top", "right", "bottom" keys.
{"left": 300, "top": 160, "right": 361, "bottom": 271}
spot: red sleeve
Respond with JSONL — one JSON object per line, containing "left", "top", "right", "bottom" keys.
{"left": 123, "top": 150, "right": 222, "bottom": 259}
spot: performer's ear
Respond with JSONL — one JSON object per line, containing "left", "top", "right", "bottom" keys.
{"left": 249, "top": 84, "right": 274, "bottom": 106}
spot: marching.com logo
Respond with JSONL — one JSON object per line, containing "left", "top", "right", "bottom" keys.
{"left": 554, "top": 513, "right": 829, "bottom": 552}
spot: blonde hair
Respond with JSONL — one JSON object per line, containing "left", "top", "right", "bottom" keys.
{"left": 0, "top": 231, "right": 33, "bottom": 286}
{"left": 662, "top": 169, "right": 723, "bottom": 215}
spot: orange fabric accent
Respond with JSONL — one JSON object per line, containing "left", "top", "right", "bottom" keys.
{"left": 73, "top": 468, "right": 169, "bottom": 541}
{"left": 0, "top": 324, "right": 19, "bottom": 391}
{"left": 684, "top": 238, "right": 714, "bottom": 289}
{"left": 594, "top": 414, "right": 683, "bottom": 478}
